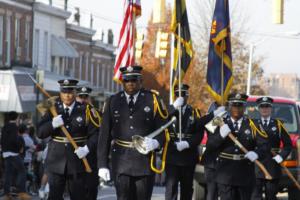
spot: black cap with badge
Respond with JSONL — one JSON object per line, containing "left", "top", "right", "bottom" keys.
{"left": 174, "top": 84, "right": 189, "bottom": 97}
{"left": 228, "top": 93, "right": 248, "bottom": 106}
{"left": 58, "top": 79, "right": 78, "bottom": 93}
{"left": 256, "top": 96, "right": 273, "bottom": 107}
{"left": 76, "top": 86, "right": 92, "bottom": 97}
{"left": 120, "top": 66, "right": 143, "bottom": 81}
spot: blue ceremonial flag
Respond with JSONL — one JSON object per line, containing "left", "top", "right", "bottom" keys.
{"left": 206, "top": 0, "right": 233, "bottom": 105}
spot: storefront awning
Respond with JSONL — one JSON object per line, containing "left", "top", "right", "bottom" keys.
{"left": 51, "top": 35, "right": 79, "bottom": 58}
{"left": 0, "top": 69, "right": 36, "bottom": 113}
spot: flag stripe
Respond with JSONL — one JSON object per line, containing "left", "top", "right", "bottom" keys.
{"left": 113, "top": 0, "right": 140, "bottom": 81}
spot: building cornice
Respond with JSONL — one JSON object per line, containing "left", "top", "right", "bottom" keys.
{"left": 0, "top": 0, "right": 32, "bottom": 11}
{"left": 67, "top": 24, "right": 96, "bottom": 36}
{"left": 33, "top": 2, "right": 71, "bottom": 19}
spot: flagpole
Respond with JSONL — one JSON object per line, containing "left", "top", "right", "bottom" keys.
{"left": 132, "top": 2, "right": 136, "bottom": 65}
{"left": 170, "top": 33, "right": 175, "bottom": 105}
{"left": 221, "top": 41, "right": 225, "bottom": 106}
{"left": 177, "top": 23, "right": 182, "bottom": 142}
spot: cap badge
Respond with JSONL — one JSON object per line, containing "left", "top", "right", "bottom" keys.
{"left": 82, "top": 87, "right": 87, "bottom": 92}
{"left": 127, "top": 66, "right": 133, "bottom": 72}
{"left": 263, "top": 97, "right": 268, "bottom": 101}
{"left": 63, "top": 79, "right": 69, "bottom": 85}
{"left": 236, "top": 94, "right": 241, "bottom": 99}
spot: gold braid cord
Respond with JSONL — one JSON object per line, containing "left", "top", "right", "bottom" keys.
{"left": 152, "top": 94, "right": 168, "bottom": 119}
{"left": 249, "top": 119, "right": 268, "bottom": 138}
{"left": 85, "top": 105, "right": 102, "bottom": 128}
{"left": 150, "top": 129, "right": 170, "bottom": 174}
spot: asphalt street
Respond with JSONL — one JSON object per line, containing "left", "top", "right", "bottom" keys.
{"left": 0, "top": 186, "right": 288, "bottom": 200}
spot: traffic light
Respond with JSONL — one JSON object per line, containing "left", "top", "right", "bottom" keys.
{"left": 272, "top": 0, "right": 284, "bottom": 24}
{"left": 155, "top": 30, "right": 169, "bottom": 58}
{"left": 135, "top": 31, "right": 144, "bottom": 59}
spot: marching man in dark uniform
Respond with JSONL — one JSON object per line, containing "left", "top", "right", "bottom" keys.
{"left": 251, "top": 97, "right": 292, "bottom": 200}
{"left": 206, "top": 93, "right": 268, "bottom": 200}
{"left": 97, "top": 66, "right": 170, "bottom": 200}
{"left": 37, "top": 79, "right": 99, "bottom": 200}
{"left": 200, "top": 101, "right": 223, "bottom": 200}
{"left": 76, "top": 86, "right": 101, "bottom": 200}
{"left": 165, "top": 84, "right": 224, "bottom": 200}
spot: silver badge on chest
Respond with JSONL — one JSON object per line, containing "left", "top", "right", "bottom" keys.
{"left": 76, "top": 116, "right": 83, "bottom": 122}
{"left": 244, "top": 129, "right": 251, "bottom": 135}
{"left": 144, "top": 106, "right": 151, "bottom": 112}
{"left": 272, "top": 126, "right": 277, "bottom": 131}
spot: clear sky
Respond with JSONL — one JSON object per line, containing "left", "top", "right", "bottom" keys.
{"left": 37, "top": 0, "right": 300, "bottom": 76}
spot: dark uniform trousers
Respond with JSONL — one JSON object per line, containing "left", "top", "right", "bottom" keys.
{"left": 201, "top": 132, "right": 220, "bottom": 200}
{"left": 85, "top": 104, "right": 101, "bottom": 200}
{"left": 207, "top": 116, "right": 269, "bottom": 200}
{"left": 204, "top": 167, "right": 218, "bottom": 200}
{"left": 165, "top": 106, "right": 214, "bottom": 200}
{"left": 98, "top": 89, "right": 168, "bottom": 200}
{"left": 165, "top": 165, "right": 195, "bottom": 200}
{"left": 115, "top": 174, "right": 154, "bottom": 200}
{"left": 38, "top": 99, "right": 99, "bottom": 200}
{"left": 251, "top": 118, "right": 292, "bottom": 200}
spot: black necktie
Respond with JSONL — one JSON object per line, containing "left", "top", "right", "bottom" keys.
{"left": 234, "top": 121, "right": 239, "bottom": 132}
{"left": 263, "top": 120, "right": 268, "bottom": 129}
{"left": 128, "top": 95, "right": 134, "bottom": 111}
{"left": 65, "top": 108, "right": 70, "bottom": 118}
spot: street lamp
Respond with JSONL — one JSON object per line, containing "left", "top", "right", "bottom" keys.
{"left": 246, "top": 31, "right": 300, "bottom": 95}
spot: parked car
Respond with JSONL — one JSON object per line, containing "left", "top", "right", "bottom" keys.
{"left": 193, "top": 96, "right": 300, "bottom": 200}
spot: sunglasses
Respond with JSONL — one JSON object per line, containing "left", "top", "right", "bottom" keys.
{"left": 123, "top": 79, "right": 138, "bottom": 83}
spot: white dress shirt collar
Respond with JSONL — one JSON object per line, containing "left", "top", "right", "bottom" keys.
{"left": 63, "top": 101, "right": 75, "bottom": 115}
{"left": 231, "top": 117, "right": 243, "bottom": 129}
{"left": 124, "top": 91, "right": 140, "bottom": 104}
{"left": 261, "top": 116, "right": 271, "bottom": 125}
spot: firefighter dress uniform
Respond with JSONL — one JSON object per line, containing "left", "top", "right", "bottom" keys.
{"left": 37, "top": 79, "right": 99, "bottom": 200}
{"left": 97, "top": 66, "right": 169, "bottom": 200}
{"left": 165, "top": 84, "right": 215, "bottom": 200}
{"left": 251, "top": 97, "right": 292, "bottom": 200}
{"left": 206, "top": 93, "right": 269, "bottom": 200}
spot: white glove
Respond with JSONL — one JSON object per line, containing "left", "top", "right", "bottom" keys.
{"left": 98, "top": 168, "right": 110, "bottom": 181}
{"left": 175, "top": 141, "right": 190, "bottom": 151}
{"left": 272, "top": 155, "right": 283, "bottom": 164}
{"left": 220, "top": 124, "right": 231, "bottom": 138}
{"left": 143, "top": 137, "right": 160, "bottom": 154}
{"left": 245, "top": 151, "right": 258, "bottom": 162}
{"left": 213, "top": 106, "right": 226, "bottom": 117}
{"left": 74, "top": 145, "right": 89, "bottom": 159}
{"left": 173, "top": 97, "right": 184, "bottom": 109}
{"left": 52, "top": 115, "right": 64, "bottom": 128}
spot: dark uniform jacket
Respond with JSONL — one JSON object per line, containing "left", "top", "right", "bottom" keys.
{"left": 167, "top": 105, "right": 214, "bottom": 166}
{"left": 1, "top": 122, "right": 24, "bottom": 154}
{"left": 97, "top": 89, "right": 168, "bottom": 177}
{"left": 200, "top": 103, "right": 221, "bottom": 169}
{"left": 207, "top": 116, "right": 268, "bottom": 186}
{"left": 255, "top": 118, "right": 292, "bottom": 179}
{"left": 37, "top": 98, "right": 99, "bottom": 175}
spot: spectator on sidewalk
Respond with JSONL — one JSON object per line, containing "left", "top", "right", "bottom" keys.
{"left": 0, "top": 111, "right": 31, "bottom": 200}
{"left": 18, "top": 124, "right": 36, "bottom": 169}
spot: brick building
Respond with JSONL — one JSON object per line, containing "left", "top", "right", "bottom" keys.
{"left": 66, "top": 24, "right": 119, "bottom": 106}
{"left": 0, "top": 0, "right": 33, "bottom": 68}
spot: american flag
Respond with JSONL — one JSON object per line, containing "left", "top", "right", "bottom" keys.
{"left": 113, "top": 0, "right": 141, "bottom": 82}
